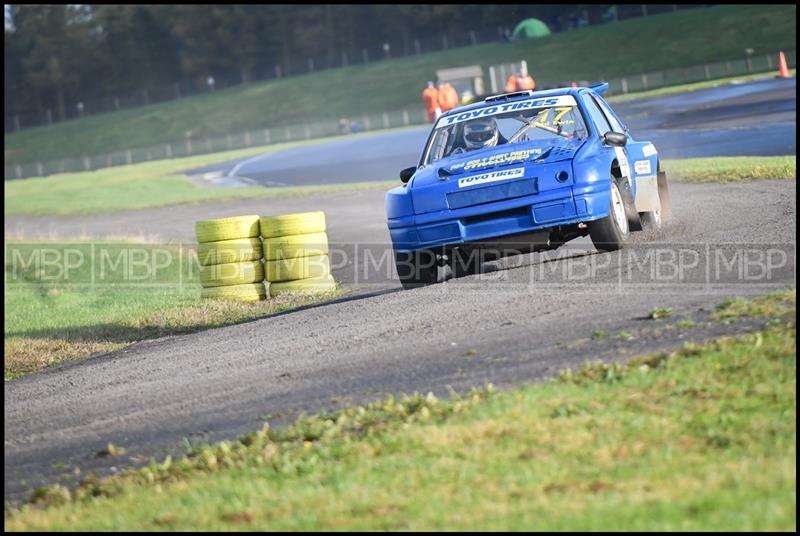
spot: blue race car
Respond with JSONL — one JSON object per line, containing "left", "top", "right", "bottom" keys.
{"left": 385, "top": 83, "right": 671, "bottom": 289}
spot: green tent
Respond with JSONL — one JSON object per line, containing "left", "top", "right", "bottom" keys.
{"left": 511, "top": 18, "right": 551, "bottom": 40}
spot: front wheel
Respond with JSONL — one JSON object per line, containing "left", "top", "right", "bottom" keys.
{"left": 394, "top": 250, "right": 440, "bottom": 289}
{"left": 589, "top": 180, "right": 631, "bottom": 252}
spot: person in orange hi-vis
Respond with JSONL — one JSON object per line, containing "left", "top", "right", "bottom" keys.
{"left": 517, "top": 65, "right": 536, "bottom": 90}
{"left": 438, "top": 82, "right": 459, "bottom": 113}
{"left": 505, "top": 74, "right": 519, "bottom": 92}
{"left": 422, "top": 81, "right": 441, "bottom": 123}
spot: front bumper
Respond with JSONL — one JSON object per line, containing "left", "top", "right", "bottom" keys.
{"left": 388, "top": 181, "right": 611, "bottom": 252}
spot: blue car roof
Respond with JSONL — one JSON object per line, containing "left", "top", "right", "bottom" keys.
{"left": 440, "top": 85, "right": 603, "bottom": 119}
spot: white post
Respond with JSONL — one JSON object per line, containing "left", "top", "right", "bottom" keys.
{"left": 641, "top": 73, "right": 648, "bottom": 89}
{"left": 285, "top": 126, "right": 291, "bottom": 141}
{"left": 414, "top": 39, "right": 421, "bottom": 55}
{"left": 382, "top": 112, "right": 389, "bottom": 128}
{"left": 187, "top": 140, "right": 193, "bottom": 154}
{"left": 264, "top": 129, "right": 271, "bottom": 144}
{"left": 226, "top": 134, "right": 233, "bottom": 149}
{"left": 166, "top": 144, "right": 172, "bottom": 157}
{"left": 363, "top": 115, "right": 370, "bottom": 130}
{"left": 245, "top": 131, "right": 251, "bottom": 146}
{"left": 126, "top": 150, "right": 133, "bottom": 165}
{"left": 83, "top": 156, "right": 90, "bottom": 170}
{"left": 704, "top": 64, "right": 711, "bottom": 80}
{"left": 470, "top": 31, "right": 477, "bottom": 46}
{"left": 13, "top": 115, "right": 20, "bottom": 131}
{"left": 15, "top": 165, "right": 22, "bottom": 179}
{"left": 403, "top": 110, "right": 410, "bottom": 126}
{"left": 489, "top": 66, "right": 497, "bottom": 93}
{"left": 37, "top": 162, "right": 44, "bottom": 176}
{"left": 304, "top": 124, "right": 311, "bottom": 139}
{"left": 621, "top": 78, "right": 628, "bottom": 94}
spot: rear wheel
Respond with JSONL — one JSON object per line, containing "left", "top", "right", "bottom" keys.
{"left": 589, "top": 180, "right": 631, "bottom": 252}
{"left": 395, "top": 250, "right": 440, "bottom": 289}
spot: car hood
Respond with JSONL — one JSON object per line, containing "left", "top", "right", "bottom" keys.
{"left": 408, "top": 138, "right": 583, "bottom": 215}
{"left": 412, "top": 137, "right": 584, "bottom": 189}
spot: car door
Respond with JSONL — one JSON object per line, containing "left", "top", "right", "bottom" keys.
{"left": 581, "top": 93, "right": 635, "bottom": 197}
{"left": 593, "top": 94, "right": 659, "bottom": 189}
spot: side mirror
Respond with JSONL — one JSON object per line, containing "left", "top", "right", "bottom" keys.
{"left": 400, "top": 166, "right": 416, "bottom": 184}
{"left": 603, "top": 131, "right": 627, "bottom": 147}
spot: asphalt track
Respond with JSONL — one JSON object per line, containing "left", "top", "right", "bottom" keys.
{"left": 188, "top": 77, "right": 796, "bottom": 185}
{"left": 4, "top": 78, "right": 797, "bottom": 504}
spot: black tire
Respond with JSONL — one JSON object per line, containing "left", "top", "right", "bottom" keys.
{"left": 589, "top": 180, "right": 631, "bottom": 252}
{"left": 449, "top": 248, "right": 483, "bottom": 279}
{"left": 394, "top": 250, "right": 440, "bottom": 289}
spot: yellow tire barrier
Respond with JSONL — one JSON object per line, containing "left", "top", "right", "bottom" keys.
{"left": 201, "top": 282, "right": 266, "bottom": 301}
{"left": 262, "top": 232, "right": 329, "bottom": 261}
{"left": 199, "top": 260, "right": 264, "bottom": 287}
{"left": 269, "top": 274, "right": 336, "bottom": 297}
{"left": 195, "top": 215, "right": 260, "bottom": 243}
{"left": 197, "top": 238, "right": 263, "bottom": 266}
{"left": 259, "top": 211, "right": 326, "bottom": 239}
{"left": 265, "top": 254, "right": 330, "bottom": 282}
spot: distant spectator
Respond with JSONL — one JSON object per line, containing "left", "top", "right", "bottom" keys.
{"left": 505, "top": 65, "right": 536, "bottom": 93}
{"left": 601, "top": 6, "right": 617, "bottom": 23}
{"left": 461, "top": 89, "right": 475, "bottom": 105}
{"left": 438, "top": 82, "right": 459, "bottom": 113}
{"left": 422, "top": 81, "right": 441, "bottom": 123}
{"left": 500, "top": 27, "right": 512, "bottom": 42}
{"left": 517, "top": 65, "right": 536, "bottom": 90}
{"left": 207, "top": 75, "right": 216, "bottom": 92}
{"left": 505, "top": 74, "right": 519, "bottom": 92}
{"left": 338, "top": 118, "right": 350, "bottom": 135}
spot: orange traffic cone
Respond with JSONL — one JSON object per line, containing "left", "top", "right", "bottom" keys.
{"left": 778, "top": 51, "right": 790, "bottom": 78}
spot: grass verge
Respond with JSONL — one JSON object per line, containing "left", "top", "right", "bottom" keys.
{"left": 663, "top": 156, "right": 796, "bottom": 183}
{"left": 4, "top": 241, "right": 346, "bottom": 379}
{"left": 4, "top": 5, "right": 795, "bottom": 165}
{"left": 4, "top": 136, "right": 400, "bottom": 216}
{"left": 5, "top": 290, "right": 795, "bottom": 530}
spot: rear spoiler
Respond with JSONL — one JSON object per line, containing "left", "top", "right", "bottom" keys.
{"left": 589, "top": 82, "right": 609, "bottom": 95}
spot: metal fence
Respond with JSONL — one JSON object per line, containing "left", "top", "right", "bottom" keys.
{"left": 4, "top": 5, "right": 707, "bottom": 133}
{"left": 604, "top": 50, "right": 796, "bottom": 95}
{"left": 5, "top": 50, "right": 795, "bottom": 181}
{"left": 5, "top": 108, "right": 432, "bottom": 180}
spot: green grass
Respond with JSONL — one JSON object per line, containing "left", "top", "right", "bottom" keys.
{"left": 4, "top": 136, "right": 398, "bottom": 216}
{"left": 5, "top": 154, "right": 795, "bottom": 218}
{"left": 4, "top": 4, "right": 795, "bottom": 165}
{"left": 607, "top": 69, "right": 797, "bottom": 103}
{"left": 663, "top": 156, "right": 797, "bottom": 183}
{"left": 4, "top": 241, "right": 346, "bottom": 379}
{"left": 5, "top": 290, "right": 795, "bottom": 530}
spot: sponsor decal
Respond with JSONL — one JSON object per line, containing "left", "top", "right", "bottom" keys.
{"left": 642, "top": 143, "right": 657, "bottom": 157}
{"left": 450, "top": 148, "right": 542, "bottom": 172}
{"left": 457, "top": 167, "right": 526, "bottom": 188}
{"left": 436, "top": 95, "right": 578, "bottom": 129}
{"left": 614, "top": 147, "right": 631, "bottom": 178}
{"left": 634, "top": 159, "right": 652, "bottom": 175}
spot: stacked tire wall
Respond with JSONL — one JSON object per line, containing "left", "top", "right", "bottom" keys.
{"left": 260, "top": 211, "right": 336, "bottom": 298}
{"left": 195, "top": 215, "right": 267, "bottom": 301}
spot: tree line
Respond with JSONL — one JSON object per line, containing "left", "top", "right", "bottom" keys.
{"left": 4, "top": 5, "right": 691, "bottom": 126}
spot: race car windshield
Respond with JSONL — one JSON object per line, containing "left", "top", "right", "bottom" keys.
{"left": 422, "top": 97, "right": 588, "bottom": 166}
